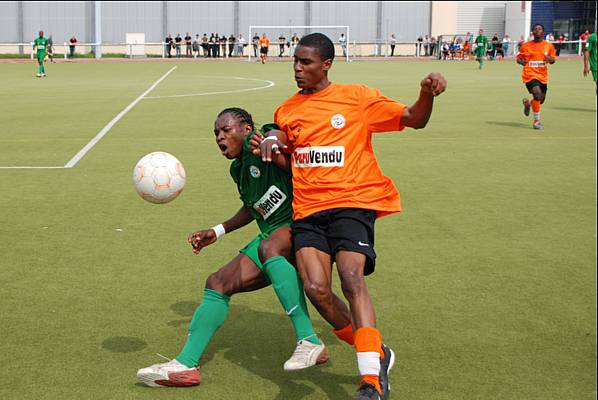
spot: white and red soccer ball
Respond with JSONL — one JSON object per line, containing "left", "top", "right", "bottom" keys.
{"left": 133, "top": 151, "right": 186, "bottom": 204}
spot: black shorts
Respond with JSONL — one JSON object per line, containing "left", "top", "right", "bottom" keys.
{"left": 525, "top": 79, "right": 548, "bottom": 94}
{"left": 260, "top": 47, "right": 268, "bottom": 54}
{"left": 292, "top": 208, "right": 377, "bottom": 275}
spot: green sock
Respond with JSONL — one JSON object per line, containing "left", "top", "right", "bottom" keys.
{"left": 41, "top": 62, "right": 45, "bottom": 74}
{"left": 263, "top": 256, "right": 320, "bottom": 345}
{"left": 176, "top": 288, "right": 230, "bottom": 368}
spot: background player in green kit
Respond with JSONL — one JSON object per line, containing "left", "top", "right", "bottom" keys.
{"left": 137, "top": 107, "right": 328, "bottom": 388}
{"left": 583, "top": 31, "right": 597, "bottom": 94}
{"left": 32, "top": 31, "right": 48, "bottom": 77}
{"left": 474, "top": 29, "right": 488, "bottom": 69}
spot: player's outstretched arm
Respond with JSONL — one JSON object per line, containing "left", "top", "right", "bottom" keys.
{"left": 188, "top": 206, "right": 254, "bottom": 254}
{"left": 400, "top": 72, "right": 447, "bottom": 130}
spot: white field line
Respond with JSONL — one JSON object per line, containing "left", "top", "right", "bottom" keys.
{"left": 0, "top": 66, "right": 177, "bottom": 170}
{"left": 62, "top": 66, "right": 177, "bottom": 168}
{"left": 143, "top": 76, "right": 275, "bottom": 100}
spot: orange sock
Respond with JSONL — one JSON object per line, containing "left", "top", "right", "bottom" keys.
{"left": 531, "top": 99, "right": 541, "bottom": 113}
{"left": 333, "top": 324, "right": 355, "bottom": 345}
{"left": 354, "top": 327, "right": 383, "bottom": 394}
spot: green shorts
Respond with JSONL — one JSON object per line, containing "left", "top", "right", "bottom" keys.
{"left": 37, "top": 52, "right": 46, "bottom": 63}
{"left": 475, "top": 47, "right": 485, "bottom": 58}
{"left": 239, "top": 223, "right": 291, "bottom": 279}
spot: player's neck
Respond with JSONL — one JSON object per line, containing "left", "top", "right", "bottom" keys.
{"left": 300, "top": 79, "right": 331, "bottom": 95}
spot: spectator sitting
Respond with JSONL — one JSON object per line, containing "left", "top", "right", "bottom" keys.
{"left": 441, "top": 42, "right": 450, "bottom": 60}
{"left": 462, "top": 41, "right": 471, "bottom": 59}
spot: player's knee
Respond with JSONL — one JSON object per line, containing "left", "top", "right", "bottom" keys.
{"left": 205, "top": 271, "right": 234, "bottom": 296}
{"left": 257, "top": 240, "right": 278, "bottom": 263}
{"left": 303, "top": 279, "right": 330, "bottom": 303}
{"left": 339, "top": 269, "right": 366, "bottom": 300}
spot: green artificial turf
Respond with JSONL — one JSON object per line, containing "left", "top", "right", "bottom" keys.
{"left": 0, "top": 57, "right": 595, "bottom": 400}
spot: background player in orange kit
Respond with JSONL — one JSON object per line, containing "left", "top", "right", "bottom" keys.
{"left": 517, "top": 23, "right": 557, "bottom": 130}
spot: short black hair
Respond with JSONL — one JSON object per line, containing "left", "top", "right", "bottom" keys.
{"left": 532, "top": 23, "right": 545, "bottom": 30}
{"left": 217, "top": 107, "right": 255, "bottom": 131}
{"left": 298, "top": 33, "right": 335, "bottom": 61}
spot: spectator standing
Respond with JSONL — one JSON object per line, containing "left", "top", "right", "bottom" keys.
{"left": 201, "top": 33, "right": 209, "bottom": 57}
{"left": 389, "top": 33, "right": 397, "bottom": 56}
{"left": 490, "top": 33, "right": 500, "bottom": 59}
{"left": 228, "top": 34, "right": 236, "bottom": 57}
{"left": 416, "top": 35, "right": 423, "bottom": 56}
{"left": 165, "top": 34, "right": 173, "bottom": 58}
{"left": 339, "top": 33, "right": 347, "bottom": 57}
{"left": 213, "top": 34, "right": 220, "bottom": 57}
{"left": 252, "top": 33, "right": 260, "bottom": 58}
{"left": 47, "top": 33, "right": 54, "bottom": 62}
{"left": 192, "top": 34, "right": 200, "bottom": 57}
{"left": 555, "top": 34, "right": 564, "bottom": 56}
{"left": 185, "top": 32, "right": 192, "bottom": 57}
{"left": 278, "top": 33, "right": 286, "bottom": 57}
{"left": 220, "top": 34, "right": 227, "bottom": 58}
{"left": 502, "top": 34, "right": 511, "bottom": 56}
{"left": 175, "top": 34, "right": 182, "bottom": 57}
{"left": 237, "top": 33, "right": 246, "bottom": 57}
{"left": 430, "top": 36, "right": 437, "bottom": 57}
{"left": 424, "top": 35, "right": 430, "bottom": 56}
{"left": 290, "top": 33, "right": 299, "bottom": 55}
{"left": 69, "top": 35, "right": 77, "bottom": 59}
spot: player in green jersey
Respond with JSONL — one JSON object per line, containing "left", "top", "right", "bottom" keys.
{"left": 32, "top": 31, "right": 48, "bottom": 77}
{"left": 137, "top": 108, "right": 328, "bottom": 388}
{"left": 583, "top": 31, "right": 597, "bottom": 94}
{"left": 474, "top": 29, "right": 488, "bottom": 69}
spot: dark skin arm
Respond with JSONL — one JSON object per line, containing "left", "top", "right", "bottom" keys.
{"left": 188, "top": 205, "right": 254, "bottom": 254}
{"left": 249, "top": 129, "right": 291, "bottom": 167}
{"left": 400, "top": 72, "right": 447, "bottom": 129}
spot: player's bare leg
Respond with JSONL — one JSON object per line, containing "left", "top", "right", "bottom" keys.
{"left": 530, "top": 86, "right": 545, "bottom": 130}
{"left": 138, "top": 254, "right": 268, "bottom": 387}
{"left": 337, "top": 251, "right": 395, "bottom": 400}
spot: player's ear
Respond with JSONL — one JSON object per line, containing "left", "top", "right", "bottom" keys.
{"left": 323, "top": 59, "right": 333, "bottom": 71}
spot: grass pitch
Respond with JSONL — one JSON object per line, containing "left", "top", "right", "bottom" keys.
{"left": 0, "top": 57, "right": 596, "bottom": 400}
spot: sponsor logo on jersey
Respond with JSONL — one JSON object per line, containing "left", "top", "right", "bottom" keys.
{"left": 293, "top": 146, "right": 345, "bottom": 168}
{"left": 528, "top": 60, "right": 546, "bottom": 68}
{"left": 249, "top": 165, "right": 261, "bottom": 178}
{"left": 253, "top": 185, "right": 287, "bottom": 220}
{"left": 331, "top": 114, "right": 346, "bottom": 129}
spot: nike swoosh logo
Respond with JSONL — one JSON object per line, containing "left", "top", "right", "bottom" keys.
{"left": 358, "top": 241, "right": 370, "bottom": 247}
{"left": 286, "top": 305, "right": 299, "bottom": 315}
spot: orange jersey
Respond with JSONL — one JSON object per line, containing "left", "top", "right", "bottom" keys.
{"left": 274, "top": 83, "right": 406, "bottom": 220}
{"left": 259, "top": 38, "right": 270, "bottom": 48}
{"left": 517, "top": 40, "right": 556, "bottom": 83}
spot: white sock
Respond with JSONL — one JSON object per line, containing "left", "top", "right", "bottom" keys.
{"left": 533, "top": 112, "right": 540, "bottom": 121}
{"left": 356, "top": 352, "right": 381, "bottom": 376}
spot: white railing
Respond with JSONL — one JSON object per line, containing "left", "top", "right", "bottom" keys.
{"left": 1, "top": 39, "right": 589, "bottom": 59}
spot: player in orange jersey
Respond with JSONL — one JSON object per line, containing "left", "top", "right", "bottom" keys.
{"left": 516, "top": 23, "right": 557, "bottom": 130}
{"left": 252, "top": 33, "right": 446, "bottom": 400}
{"left": 259, "top": 33, "right": 270, "bottom": 64}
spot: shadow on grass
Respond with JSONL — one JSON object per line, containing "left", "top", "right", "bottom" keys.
{"left": 485, "top": 120, "right": 529, "bottom": 128}
{"left": 551, "top": 106, "right": 595, "bottom": 113}
{"left": 102, "top": 336, "right": 147, "bottom": 353}
{"left": 168, "top": 300, "right": 356, "bottom": 399}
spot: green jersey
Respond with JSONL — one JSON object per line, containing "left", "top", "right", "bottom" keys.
{"left": 586, "top": 32, "right": 597, "bottom": 71}
{"left": 230, "top": 124, "right": 293, "bottom": 234}
{"left": 475, "top": 35, "right": 488, "bottom": 49}
{"left": 33, "top": 37, "right": 48, "bottom": 53}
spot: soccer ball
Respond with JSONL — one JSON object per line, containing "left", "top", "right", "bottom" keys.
{"left": 133, "top": 152, "right": 186, "bottom": 204}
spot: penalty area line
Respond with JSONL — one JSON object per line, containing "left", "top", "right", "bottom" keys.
{"left": 63, "top": 65, "right": 177, "bottom": 169}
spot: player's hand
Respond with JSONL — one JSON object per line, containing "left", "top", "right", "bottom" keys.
{"left": 420, "top": 72, "right": 447, "bottom": 97}
{"left": 248, "top": 131, "right": 264, "bottom": 156}
{"left": 516, "top": 58, "right": 526, "bottom": 66}
{"left": 253, "top": 130, "right": 288, "bottom": 162}
{"left": 544, "top": 54, "right": 555, "bottom": 63}
{"left": 187, "top": 229, "right": 217, "bottom": 254}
